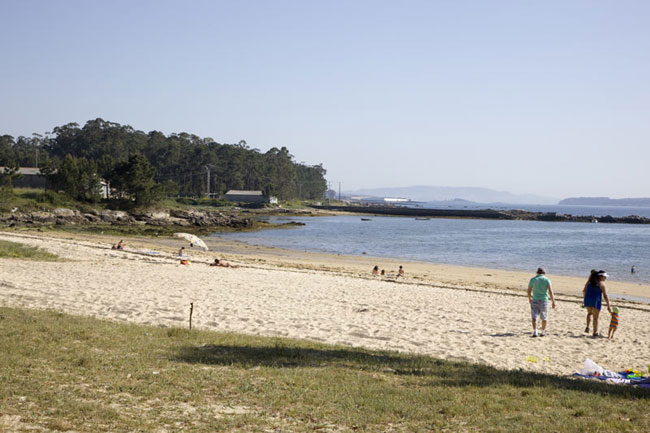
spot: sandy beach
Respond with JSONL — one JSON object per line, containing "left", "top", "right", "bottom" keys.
{"left": 1, "top": 230, "right": 649, "bottom": 377}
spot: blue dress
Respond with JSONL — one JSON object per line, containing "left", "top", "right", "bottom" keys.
{"left": 584, "top": 283, "right": 602, "bottom": 310}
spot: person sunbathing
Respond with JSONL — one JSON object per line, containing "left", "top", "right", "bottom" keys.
{"left": 210, "top": 258, "right": 238, "bottom": 268}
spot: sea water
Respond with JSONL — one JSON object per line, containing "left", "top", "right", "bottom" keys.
{"left": 212, "top": 215, "right": 650, "bottom": 289}
{"left": 415, "top": 202, "right": 650, "bottom": 218}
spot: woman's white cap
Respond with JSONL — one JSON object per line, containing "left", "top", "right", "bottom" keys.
{"left": 597, "top": 271, "right": 609, "bottom": 278}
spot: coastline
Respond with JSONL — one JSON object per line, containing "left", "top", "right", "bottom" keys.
{"left": 198, "top": 233, "right": 650, "bottom": 303}
{"left": 2, "top": 229, "right": 649, "bottom": 377}
{"left": 7, "top": 227, "right": 650, "bottom": 302}
{"left": 313, "top": 205, "right": 650, "bottom": 224}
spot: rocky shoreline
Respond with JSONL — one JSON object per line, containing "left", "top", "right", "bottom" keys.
{"left": 312, "top": 205, "right": 650, "bottom": 224}
{"left": 0, "top": 206, "right": 320, "bottom": 232}
{"left": 0, "top": 208, "right": 255, "bottom": 230}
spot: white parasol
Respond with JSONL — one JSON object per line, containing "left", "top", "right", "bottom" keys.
{"left": 173, "top": 232, "right": 209, "bottom": 251}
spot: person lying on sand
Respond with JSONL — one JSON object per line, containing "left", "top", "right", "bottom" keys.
{"left": 112, "top": 240, "right": 124, "bottom": 250}
{"left": 210, "top": 258, "right": 238, "bottom": 268}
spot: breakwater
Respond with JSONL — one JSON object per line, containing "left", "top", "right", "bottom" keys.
{"left": 312, "top": 205, "right": 650, "bottom": 224}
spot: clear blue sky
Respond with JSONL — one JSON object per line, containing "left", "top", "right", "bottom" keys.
{"left": 2, "top": 0, "right": 649, "bottom": 198}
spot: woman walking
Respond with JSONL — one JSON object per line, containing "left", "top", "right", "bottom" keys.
{"left": 583, "top": 270, "right": 612, "bottom": 337}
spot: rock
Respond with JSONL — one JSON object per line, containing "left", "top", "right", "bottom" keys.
{"left": 83, "top": 213, "right": 102, "bottom": 223}
{"left": 148, "top": 211, "right": 170, "bottom": 220}
{"left": 53, "top": 208, "right": 75, "bottom": 217}
{"left": 99, "top": 210, "right": 129, "bottom": 223}
{"left": 30, "top": 211, "right": 56, "bottom": 224}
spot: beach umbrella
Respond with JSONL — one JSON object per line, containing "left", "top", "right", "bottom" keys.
{"left": 173, "top": 232, "right": 209, "bottom": 251}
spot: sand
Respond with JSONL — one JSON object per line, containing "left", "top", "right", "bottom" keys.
{"left": 1, "top": 230, "right": 649, "bottom": 377}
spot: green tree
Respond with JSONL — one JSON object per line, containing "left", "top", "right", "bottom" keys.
{"left": 9, "top": 118, "right": 329, "bottom": 201}
{"left": 109, "top": 154, "right": 161, "bottom": 207}
{"left": 0, "top": 135, "right": 16, "bottom": 166}
{"left": 264, "top": 147, "right": 296, "bottom": 200}
{"left": 45, "top": 155, "right": 102, "bottom": 202}
{"left": 0, "top": 164, "right": 21, "bottom": 207}
{"left": 296, "top": 163, "right": 327, "bottom": 200}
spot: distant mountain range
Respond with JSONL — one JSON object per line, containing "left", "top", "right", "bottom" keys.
{"left": 347, "top": 186, "right": 559, "bottom": 205}
{"left": 559, "top": 197, "right": 650, "bottom": 207}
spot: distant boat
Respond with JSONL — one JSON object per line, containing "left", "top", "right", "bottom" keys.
{"left": 361, "top": 218, "right": 372, "bottom": 221}
{"left": 415, "top": 217, "right": 430, "bottom": 220}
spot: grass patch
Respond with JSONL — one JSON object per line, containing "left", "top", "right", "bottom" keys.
{"left": 0, "top": 307, "right": 648, "bottom": 432}
{"left": 1, "top": 188, "right": 101, "bottom": 213}
{"left": 0, "top": 240, "right": 59, "bottom": 260}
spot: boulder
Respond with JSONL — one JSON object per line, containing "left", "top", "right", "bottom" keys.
{"left": 83, "top": 213, "right": 102, "bottom": 223}
{"left": 53, "top": 208, "right": 75, "bottom": 217}
{"left": 30, "top": 211, "right": 57, "bottom": 224}
{"left": 148, "top": 211, "right": 171, "bottom": 220}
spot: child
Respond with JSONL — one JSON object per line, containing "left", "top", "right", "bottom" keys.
{"left": 608, "top": 306, "right": 620, "bottom": 339}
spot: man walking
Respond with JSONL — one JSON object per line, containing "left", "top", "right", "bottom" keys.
{"left": 527, "top": 267, "right": 556, "bottom": 337}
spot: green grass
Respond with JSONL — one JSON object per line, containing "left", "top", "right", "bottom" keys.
{"left": 0, "top": 240, "right": 60, "bottom": 260}
{"left": 1, "top": 307, "right": 647, "bottom": 432}
{"left": 0, "top": 188, "right": 103, "bottom": 213}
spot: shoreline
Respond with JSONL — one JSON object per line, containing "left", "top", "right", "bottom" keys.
{"left": 313, "top": 205, "right": 650, "bottom": 224}
{"left": 1, "top": 229, "right": 649, "bottom": 377}
{"left": 202, "top": 232, "right": 650, "bottom": 304}
{"left": 6, "top": 226, "right": 650, "bottom": 303}
{"left": 212, "top": 234, "right": 650, "bottom": 300}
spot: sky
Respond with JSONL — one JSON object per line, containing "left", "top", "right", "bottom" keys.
{"left": 1, "top": 0, "right": 649, "bottom": 199}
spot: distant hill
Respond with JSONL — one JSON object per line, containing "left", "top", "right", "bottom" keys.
{"left": 347, "top": 186, "right": 558, "bottom": 205}
{"left": 559, "top": 197, "right": 650, "bottom": 207}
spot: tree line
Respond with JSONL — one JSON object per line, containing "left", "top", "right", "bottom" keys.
{"left": 0, "top": 118, "right": 327, "bottom": 206}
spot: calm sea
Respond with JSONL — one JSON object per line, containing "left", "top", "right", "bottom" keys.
{"left": 213, "top": 214, "right": 650, "bottom": 290}
{"left": 416, "top": 202, "right": 650, "bottom": 218}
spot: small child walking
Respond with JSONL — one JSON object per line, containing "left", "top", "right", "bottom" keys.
{"left": 608, "top": 307, "right": 620, "bottom": 340}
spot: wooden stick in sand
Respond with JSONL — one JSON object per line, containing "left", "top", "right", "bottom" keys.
{"left": 189, "top": 302, "right": 194, "bottom": 330}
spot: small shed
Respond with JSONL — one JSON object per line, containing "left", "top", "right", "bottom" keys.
{"left": 224, "top": 190, "right": 268, "bottom": 203}
{"left": 0, "top": 167, "right": 50, "bottom": 189}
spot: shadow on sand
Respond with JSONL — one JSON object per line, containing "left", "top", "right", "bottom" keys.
{"left": 173, "top": 342, "right": 649, "bottom": 400}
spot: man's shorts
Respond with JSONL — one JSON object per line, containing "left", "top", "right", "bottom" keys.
{"left": 531, "top": 300, "right": 549, "bottom": 321}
